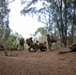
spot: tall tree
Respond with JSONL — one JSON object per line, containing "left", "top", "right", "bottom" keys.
{"left": 71, "top": 0, "right": 76, "bottom": 43}
{"left": 0, "top": 0, "right": 14, "bottom": 56}
{"left": 0, "top": 0, "right": 9, "bottom": 56}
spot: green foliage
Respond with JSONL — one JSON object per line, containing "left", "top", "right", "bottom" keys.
{"left": 33, "top": 27, "right": 47, "bottom": 42}
{"left": 6, "top": 34, "right": 17, "bottom": 50}
{"left": 24, "top": 43, "right": 29, "bottom": 50}
{"left": 6, "top": 32, "right": 22, "bottom": 51}
{"left": 39, "top": 34, "right": 47, "bottom": 43}
{"left": 0, "top": 28, "right": 11, "bottom": 46}
{"left": 34, "top": 27, "right": 47, "bottom": 35}
{"left": 5, "top": 31, "right": 30, "bottom": 51}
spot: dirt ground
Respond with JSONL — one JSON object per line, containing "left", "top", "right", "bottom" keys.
{"left": 0, "top": 48, "right": 76, "bottom": 75}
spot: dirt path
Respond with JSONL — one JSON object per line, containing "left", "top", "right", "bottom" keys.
{"left": 0, "top": 48, "right": 76, "bottom": 75}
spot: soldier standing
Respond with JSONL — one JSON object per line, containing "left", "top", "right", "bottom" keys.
{"left": 19, "top": 37, "right": 25, "bottom": 50}
{"left": 47, "top": 34, "right": 53, "bottom": 50}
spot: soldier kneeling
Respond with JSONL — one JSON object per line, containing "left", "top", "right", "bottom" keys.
{"left": 26, "top": 37, "right": 38, "bottom": 52}
{"left": 58, "top": 42, "right": 76, "bottom": 54}
{"left": 38, "top": 42, "right": 47, "bottom": 51}
{"left": 69, "top": 42, "right": 76, "bottom": 52}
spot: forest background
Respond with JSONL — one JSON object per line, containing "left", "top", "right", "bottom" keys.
{"left": 0, "top": 0, "right": 76, "bottom": 56}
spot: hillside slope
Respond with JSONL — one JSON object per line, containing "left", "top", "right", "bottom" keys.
{"left": 0, "top": 48, "right": 76, "bottom": 75}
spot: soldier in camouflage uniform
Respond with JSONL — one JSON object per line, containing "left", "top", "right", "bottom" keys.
{"left": 19, "top": 37, "right": 25, "bottom": 50}
{"left": 47, "top": 34, "right": 57, "bottom": 50}
{"left": 69, "top": 42, "right": 76, "bottom": 52}
{"left": 58, "top": 42, "right": 76, "bottom": 54}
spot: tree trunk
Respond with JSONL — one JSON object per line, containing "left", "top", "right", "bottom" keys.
{"left": 71, "top": 0, "right": 75, "bottom": 43}
{"left": 60, "top": 0, "right": 64, "bottom": 47}
{"left": 0, "top": 15, "right": 8, "bottom": 56}
{"left": 63, "top": 0, "right": 67, "bottom": 47}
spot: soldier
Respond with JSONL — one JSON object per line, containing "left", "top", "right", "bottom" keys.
{"left": 47, "top": 34, "right": 57, "bottom": 50}
{"left": 38, "top": 42, "right": 47, "bottom": 51}
{"left": 44, "top": 41, "right": 47, "bottom": 49}
{"left": 26, "top": 37, "right": 33, "bottom": 46}
{"left": 19, "top": 37, "right": 25, "bottom": 50}
{"left": 58, "top": 42, "right": 76, "bottom": 54}
{"left": 36, "top": 41, "right": 39, "bottom": 45}
{"left": 69, "top": 42, "right": 76, "bottom": 52}
{"left": 26, "top": 37, "right": 36, "bottom": 52}
{"left": 35, "top": 41, "right": 39, "bottom": 50}
{"left": 47, "top": 34, "right": 52, "bottom": 50}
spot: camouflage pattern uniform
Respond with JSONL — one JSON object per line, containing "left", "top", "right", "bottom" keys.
{"left": 69, "top": 42, "right": 76, "bottom": 52}
{"left": 47, "top": 34, "right": 52, "bottom": 50}
{"left": 19, "top": 38, "right": 25, "bottom": 50}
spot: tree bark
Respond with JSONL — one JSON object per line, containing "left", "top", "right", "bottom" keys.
{"left": 71, "top": 0, "right": 75, "bottom": 43}
{"left": 0, "top": 15, "right": 8, "bottom": 56}
{"left": 64, "top": 0, "right": 67, "bottom": 47}
{"left": 60, "top": 0, "right": 64, "bottom": 47}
